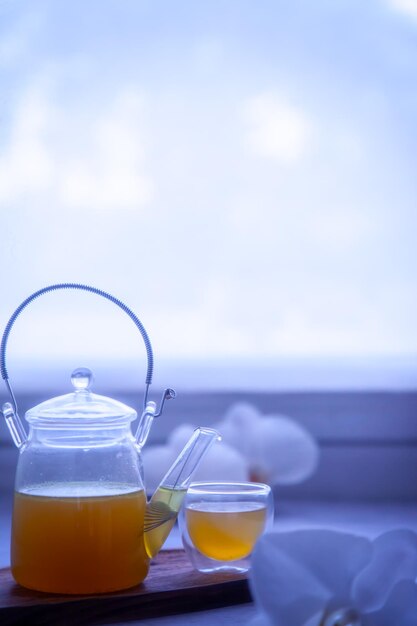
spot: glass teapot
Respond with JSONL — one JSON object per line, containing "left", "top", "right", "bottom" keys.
{"left": 0, "top": 284, "right": 219, "bottom": 594}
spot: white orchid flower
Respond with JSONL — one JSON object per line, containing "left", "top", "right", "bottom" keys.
{"left": 142, "top": 422, "right": 248, "bottom": 492}
{"left": 142, "top": 402, "right": 319, "bottom": 491}
{"left": 249, "top": 529, "right": 417, "bottom": 626}
{"left": 215, "top": 402, "right": 319, "bottom": 485}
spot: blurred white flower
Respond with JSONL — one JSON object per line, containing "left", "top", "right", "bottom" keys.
{"left": 142, "top": 402, "right": 319, "bottom": 491}
{"left": 249, "top": 529, "right": 417, "bottom": 626}
{"left": 214, "top": 403, "right": 319, "bottom": 485}
{"left": 142, "top": 422, "right": 248, "bottom": 493}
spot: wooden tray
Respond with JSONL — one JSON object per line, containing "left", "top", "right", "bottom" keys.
{"left": 0, "top": 550, "right": 251, "bottom": 625}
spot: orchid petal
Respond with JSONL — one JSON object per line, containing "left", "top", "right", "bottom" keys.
{"left": 352, "top": 529, "right": 417, "bottom": 612}
{"left": 254, "top": 415, "right": 319, "bottom": 484}
{"left": 168, "top": 423, "right": 197, "bottom": 451}
{"left": 250, "top": 534, "right": 331, "bottom": 625}
{"left": 250, "top": 531, "right": 371, "bottom": 626}
{"left": 264, "top": 530, "right": 371, "bottom": 599}
{"left": 215, "top": 402, "right": 260, "bottom": 462}
{"left": 141, "top": 444, "right": 177, "bottom": 492}
{"left": 361, "top": 580, "right": 417, "bottom": 626}
{"left": 192, "top": 440, "right": 249, "bottom": 482}
{"left": 222, "top": 402, "right": 261, "bottom": 427}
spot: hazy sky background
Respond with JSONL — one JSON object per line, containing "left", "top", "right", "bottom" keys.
{"left": 0, "top": 0, "right": 416, "bottom": 383}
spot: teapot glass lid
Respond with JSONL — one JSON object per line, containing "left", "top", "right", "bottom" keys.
{"left": 25, "top": 368, "right": 137, "bottom": 425}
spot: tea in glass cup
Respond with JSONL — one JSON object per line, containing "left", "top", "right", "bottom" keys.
{"left": 179, "top": 482, "right": 274, "bottom": 573}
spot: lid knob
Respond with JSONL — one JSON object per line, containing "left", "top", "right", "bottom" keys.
{"left": 71, "top": 367, "right": 93, "bottom": 392}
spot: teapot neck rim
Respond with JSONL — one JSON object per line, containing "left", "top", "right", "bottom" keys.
{"left": 26, "top": 416, "right": 135, "bottom": 429}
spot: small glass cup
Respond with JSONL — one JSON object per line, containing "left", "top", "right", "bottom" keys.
{"left": 179, "top": 482, "right": 274, "bottom": 573}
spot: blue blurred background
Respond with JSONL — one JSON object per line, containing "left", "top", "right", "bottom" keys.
{"left": 0, "top": 0, "right": 416, "bottom": 391}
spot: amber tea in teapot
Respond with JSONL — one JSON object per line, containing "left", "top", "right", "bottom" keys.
{"left": 12, "top": 485, "right": 148, "bottom": 593}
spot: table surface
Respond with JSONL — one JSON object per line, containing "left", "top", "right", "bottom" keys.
{"left": 1, "top": 498, "right": 417, "bottom": 625}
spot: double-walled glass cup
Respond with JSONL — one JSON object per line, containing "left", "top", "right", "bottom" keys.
{"left": 179, "top": 482, "right": 274, "bottom": 573}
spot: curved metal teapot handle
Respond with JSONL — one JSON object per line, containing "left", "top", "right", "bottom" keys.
{"left": 0, "top": 283, "right": 166, "bottom": 416}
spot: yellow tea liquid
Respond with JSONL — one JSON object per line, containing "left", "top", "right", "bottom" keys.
{"left": 11, "top": 484, "right": 148, "bottom": 594}
{"left": 144, "top": 486, "right": 187, "bottom": 558}
{"left": 186, "top": 501, "right": 267, "bottom": 561}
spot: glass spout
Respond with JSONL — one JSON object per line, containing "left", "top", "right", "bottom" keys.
{"left": 135, "top": 401, "right": 157, "bottom": 450}
{"left": 144, "top": 427, "right": 220, "bottom": 558}
{"left": 2, "top": 402, "right": 27, "bottom": 449}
